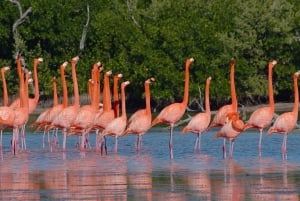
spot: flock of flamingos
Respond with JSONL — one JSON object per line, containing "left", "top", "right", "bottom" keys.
{"left": 0, "top": 55, "right": 299, "bottom": 160}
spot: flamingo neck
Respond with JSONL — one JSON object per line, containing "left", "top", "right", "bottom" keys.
{"left": 1, "top": 70, "right": 8, "bottom": 106}
{"left": 91, "top": 68, "right": 99, "bottom": 110}
{"left": 113, "top": 76, "right": 120, "bottom": 117}
{"left": 24, "top": 72, "right": 29, "bottom": 111}
{"left": 60, "top": 66, "right": 68, "bottom": 107}
{"left": 205, "top": 79, "right": 211, "bottom": 114}
{"left": 182, "top": 61, "right": 190, "bottom": 106}
{"left": 33, "top": 59, "right": 39, "bottom": 102}
{"left": 292, "top": 74, "right": 299, "bottom": 114}
{"left": 17, "top": 56, "right": 25, "bottom": 108}
{"left": 145, "top": 82, "right": 151, "bottom": 114}
{"left": 268, "top": 64, "right": 274, "bottom": 112}
{"left": 230, "top": 63, "right": 237, "bottom": 112}
{"left": 121, "top": 85, "right": 127, "bottom": 119}
{"left": 52, "top": 79, "right": 58, "bottom": 106}
{"left": 103, "top": 74, "right": 112, "bottom": 111}
{"left": 71, "top": 61, "right": 80, "bottom": 107}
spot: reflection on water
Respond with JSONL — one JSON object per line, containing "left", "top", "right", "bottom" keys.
{"left": 0, "top": 130, "right": 300, "bottom": 200}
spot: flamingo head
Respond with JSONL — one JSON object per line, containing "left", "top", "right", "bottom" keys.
{"left": 71, "top": 56, "right": 80, "bottom": 64}
{"left": 269, "top": 60, "right": 277, "bottom": 68}
{"left": 114, "top": 73, "right": 123, "bottom": 81}
{"left": 226, "top": 112, "right": 240, "bottom": 121}
{"left": 38, "top": 58, "right": 44, "bottom": 62}
{"left": 146, "top": 77, "right": 155, "bottom": 84}
{"left": 61, "top": 61, "right": 68, "bottom": 69}
{"left": 230, "top": 58, "right": 236, "bottom": 66}
{"left": 52, "top": 77, "right": 57, "bottom": 82}
{"left": 122, "top": 81, "right": 130, "bottom": 87}
{"left": 186, "top": 58, "right": 195, "bottom": 67}
{"left": 295, "top": 70, "right": 300, "bottom": 78}
{"left": 105, "top": 70, "right": 112, "bottom": 76}
{"left": 1, "top": 66, "right": 10, "bottom": 73}
{"left": 88, "top": 78, "right": 94, "bottom": 84}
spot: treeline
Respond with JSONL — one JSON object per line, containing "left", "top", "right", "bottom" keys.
{"left": 0, "top": 0, "right": 300, "bottom": 112}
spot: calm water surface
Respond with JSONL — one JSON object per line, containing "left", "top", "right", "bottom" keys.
{"left": 0, "top": 128, "right": 300, "bottom": 200}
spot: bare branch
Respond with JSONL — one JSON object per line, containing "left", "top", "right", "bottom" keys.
{"left": 79, "top": 4, "right": 90, "bottom": 53}
{"left": 126, "top": 0, "right": 141, "bottom": 29}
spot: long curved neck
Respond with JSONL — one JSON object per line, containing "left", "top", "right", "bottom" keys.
{"left": 60, "top": 66, "right": 68, "bottom": 107}
{"left": 103, "top": 74, "right": 112, "bottom": 111}
{"left": 292, "top": 74, "right": 299, "bottom": 114}
{"left": 24, "top": 72, "right": 29, "bottom": 110}
{"left": 182, "top": 61, "right": 190, "bottom": 106}
{"left": 53, "top": 79, "right": 58, "bottom": 106}
{"left": 1, "top": 70, "right": 8, "bottom": 106}
{"left": 113, "top": 76, "right": 120, "bottom": 117}
{"left": 268, "top": 64, "right": 274, "bottom": 112}
{"left": 121, "top": 84, "right": 126, "bottom": 118}
{"left": 33, "top": 59, "right": 39, "bottom": 103}
{"left": 91, "top": 69, "right": 99, "bottom": 110}
{"left": 230, "top": 62, "right": 237, "bottom": 112}
{"left": 17, "top": 56, "right": 25, "bottom": 108}
{"left": 205, "top": 79, "right": 211, "bottom": 114}
{"left": 145, "top": 82, "right": 151, "bottom": 114}
{"left": 71, "top": 60, "right": 79, "bottom": 107}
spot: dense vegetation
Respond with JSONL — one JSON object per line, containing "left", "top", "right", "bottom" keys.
{"left": 0, "top": 0, "right": 300, "bottom": 112}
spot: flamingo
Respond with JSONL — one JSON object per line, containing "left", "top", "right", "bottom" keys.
{"left": 208, "top": 59, "right": 237, "bottom": 158}
{"left": 113, "top": 73, "right": 123, "bottom": 117}
{"left": 50, "top": 56, "right": 80, "bottom": 151}
{"left": 93, "top": 71, "right": 123, "bottom": 154}
{"left": 243, "top": 60, "right": 277, "bottom": 157}
{"left": 181, "top": 76, "right": 212, "bottom": 152}
{"left": 31, "top": 77, "right": 58, "bottom": 148}
{"left": 100, "top": 81, "right": 130, "bottom": 154}
{"left": 267, "top": 70, "right": 300, "bottom": 160}
{"left": 68, "top": 62, "right": 103, "bottom": 150}
{"left": 123, "top": 77, "right": 155, "bottom": 152}
{"left": 151, "top": 58, "right": 194, "bottom": 159}
{"left": 11, "top": 55, "right": 30, "bottom": 154}
{"left": 9, "top": 57, "right": 43, "bottom": 150}
{"left": 214, "top": 112, "right": 245, "bottom": 159}
{"left": 38, "top": 61, "right": 68, "bottom": 148}
{"left": 0, "top": 66, "right": 12, "bottom": 156}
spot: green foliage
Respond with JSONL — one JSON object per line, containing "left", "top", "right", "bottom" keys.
{"left": 0, "top": 0, "right": 299, "bottom": 109}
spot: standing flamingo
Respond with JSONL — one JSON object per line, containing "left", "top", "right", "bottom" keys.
{"left": 123, "top": 77, "right": 155, "bottom": 152}
{"left": 151, "top": 58, "right": 194, "bottom": 159}
{"left": 100, "top": 81, "right": 130, "bottom": 154}
{"left": 50, "top": 56, "right": 80, "bottom": 151}
{"left": 69, "top": 62, "right": 103, "bottom": 150}
{"left": 214, "top": 112, "right": 245, "bottom": 159}
{"left": 9, "top": 57, "right": 43, "bottom": 149}
{"left": 32, "top": 77, "right": 58, "bottom": 148}
{"left": 182, "top": 76, "right": 212, "bottom": 152}
{"left": 11, "top": 55, "right": 30, "bottom": 154}
{"left": 267, "top": 70, "right": 300, "bottom": 160}
{"left": 0, "top": 66, "right": 12, "bottom": 157}
{"left": 208, "top": 59, "right": 237, "bottom": 158}
{"left": 243, "top": 60, "right": 277, "bottom": 157}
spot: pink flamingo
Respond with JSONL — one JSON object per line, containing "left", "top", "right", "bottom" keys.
{"left": 50, "top": 56, "right": 80, "bottom": 151}
{"left": 0, "top": 66, "right": 12, "bottom": 156}
{"left": 11, "top": 55, "right": 30, "bottom": 154}
{"left": 123, "top": 77, "right": 155, "bottom": 152}
{"left": 100, "top": 81, "right": 130, "bottom": 154}
{"left": 208, "top": 59, "right": 237, "bottom": 158}
{"left": 214, "top": 112, "right": 245, "bottom": 159}
{"left": 243, "top": 60, "right": 277, "bottom": 157}
{"left": 151, "top": 58, "right": 194, "bottom": 159}
{"left": 32, "top": 77, "right": 58, "bottom": 148}
{"left": 10, "top": 57, "right": 43, "bottom": 149}
{"left": 267, "top": 70, "right": 300, "bottom": 160}
{"left": 69, "top": 62, "right": 103, "bottom": 150}
{"left": 182, "top": 76, "right": 212, "bottom": 152}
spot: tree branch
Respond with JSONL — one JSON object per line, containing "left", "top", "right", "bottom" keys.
{"left": 79, "top": 4, "right": 90, "bottom": 54}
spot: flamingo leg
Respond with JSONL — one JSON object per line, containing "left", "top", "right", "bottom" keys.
{"left": 80, "top": 133, "right": 86, "bottom": 151}
{"left": 282, "top": 134, "right": 288, "bottom": 160}
{"left": 194, "top": 133, "right": 199, "bottom": 152}
{"left": 21, "top": 124, "right": 26, "bottom": 150}
{"left": 169, "top": 125, "right": 174, "bottom": 159}
{"left": 229, "top": 140, "right": 235, "bottom": 159}
{"left": 223, "top": 138, "right": 227, "bottom": 159}
{"left": 62, "top": 128, "right": 67, "bottom": 152}
{"left": 0, "top": 130, "right": 3, "bottom": 160}
{"left": 258, "top": 129, "right": 263, "bottom": 158}
{"left": 114, "top": 136, "right": 118, "bottom": 154}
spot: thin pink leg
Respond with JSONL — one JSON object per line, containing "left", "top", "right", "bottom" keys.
{"left": 223, "top": 138, "right": 227, "bottom": 159}
{"left": 169, "top": 125, "right": 174, "bottom": 159}
{"left": 258, "top": 130, "right": 262, "bottom": 158}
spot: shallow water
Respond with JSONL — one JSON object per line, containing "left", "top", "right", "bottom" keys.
{"left": 0, "top": 128, "right": 300, "bottom": 200}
